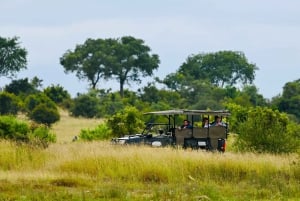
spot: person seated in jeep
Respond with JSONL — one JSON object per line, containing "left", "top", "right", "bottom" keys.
{"left": 210, "top": 116, "right": 227, "bottom": 127}
{"left": 180, "top": 120, "right": 193, "bottom": 129}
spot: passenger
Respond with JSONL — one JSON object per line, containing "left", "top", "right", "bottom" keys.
{"left": 202, "top": 117, "right": 210, "bottom": 128}
{"left": 210, "top": 116, "right": 227, "bottom": 127}
{"left": 180, "top": 120, "right": 193, "bottom": 129}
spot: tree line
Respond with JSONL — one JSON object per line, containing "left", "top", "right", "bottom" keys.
{"left": 0, "top": 35, "right": 299, "bottom": 153}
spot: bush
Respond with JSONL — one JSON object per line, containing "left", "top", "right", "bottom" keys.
{"left": 79, "top": 123, "right": 112, "bottom": 141}
{"left": 29, "top": 124, "right": 56, "bottom": 148}
{"left": 24, "top": 93, "right": 57, "bottom": 112}
{"left": 0, "top": 116, "right": 56, "bottom": 148}
{"left": 0, "top": 115, "right": 30, "bottom": 142}
{"left": 0, "top": 92, "right": 20, "bottom": 115}
{"left": 70, "top": 93, "right": 100, "bottom": 118}
{"left": 107, "top": 106, "right": 145, "bottom": 137}
{"left": 29, "top": 104, "right": 60, "bottom": 127}
{"left": 43, "top": 84, "right": 71, "bottom": 105}
{"left": 235, "top": 107, "right": 299, "bottom": 153}
{"left": 24, "top": 93, "right": 60, "bottom": 126}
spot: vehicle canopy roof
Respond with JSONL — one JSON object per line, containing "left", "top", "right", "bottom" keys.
{"left": 144, "top": 109, "right": 231, "bottom": 117}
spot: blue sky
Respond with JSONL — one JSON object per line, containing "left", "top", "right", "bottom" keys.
{"left": 1, "top": 0, "right": 300, "bottom": 99}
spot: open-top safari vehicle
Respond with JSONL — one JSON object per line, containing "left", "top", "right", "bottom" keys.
{"left": 111, "top": 109, "right": 230, "bottom": 152}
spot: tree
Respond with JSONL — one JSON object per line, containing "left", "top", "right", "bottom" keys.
{"left": 4, "top": 78, "right": 39, "bottom": 96}
{"left": 161, "top": 51, "right": 258, "bottom": 89}
{"left": 43, "top": 84, "right": 71, "bottom": 104}
{"left": 60, "top": 36, "right": 160, "bottom": 97}
{"left": 60, "top": 38, "right": 110, "bottom": 90}
{"left": 107, "top": 36, "right": 160, "bottom": 97}
{"left": 0, "top": 36, "right": 27, "bottom": 78}
{"left": 277, "top": 79, "right": 300, "bottom": 119}
{"left": 239, "top": 85, "right": 267, "bottom": 107}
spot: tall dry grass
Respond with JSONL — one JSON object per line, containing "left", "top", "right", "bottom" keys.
{"left": 0, "top": 110, "right": 299, "bottom": 200}
{"left": 51, "top": 109, "right": 103, "bottom": 143}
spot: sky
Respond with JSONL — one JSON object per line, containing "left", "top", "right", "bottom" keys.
{"left": 1, "top": 0, "right": 300, "bottom": 99}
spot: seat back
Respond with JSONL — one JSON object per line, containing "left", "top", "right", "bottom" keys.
{"left": 193, "top": 127, "right": 208, "bottom": 138}
{"left": 175, "top": 128, "right": 192, "bottom": 146}
{"left": 208, "top": 126, "right": 227, "bottom": 149}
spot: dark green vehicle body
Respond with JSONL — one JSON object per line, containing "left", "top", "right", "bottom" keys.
{"left": 111, "top": 109, "right": 230, "bottom": 152}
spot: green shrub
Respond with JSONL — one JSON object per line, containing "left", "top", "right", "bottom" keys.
{"left": 29, "top": 125, "right": 56, "bottom": 148}
{"left": 29, "top": 104, "right": 60, "bottom": 127}
{"left": 0, "top": 116, "right": 56, "bottom": 148}
{"left": 0, "top": 92, "right": 20, "bottom": 115}
{"left": 24, "top": 93, "right": 57, "bottom": 112}
{"left": 224, "top": 102, "right": 248, "bottom": 133}
{"left": 79, "top": 123, "right": 112, "bottom": 141}
{"left": 43, "top": 84, "right": 71, "bottom": 105}
{"left": 235, "top": 107, "right": 299, "bottom": 153}
{"left": 0, "top": 115, "right": 29, "bottom": 141}
{"left": 70, "top": 93, "right": 100, "bottom": 118}
{"left": 107, "top": 106, "right": 145, "bottom": 137}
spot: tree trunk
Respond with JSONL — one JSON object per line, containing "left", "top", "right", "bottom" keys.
{"left": 120, "top": 79, "right": 124, "bottom": 98}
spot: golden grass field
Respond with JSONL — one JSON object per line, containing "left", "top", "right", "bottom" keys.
{"left": 0, "top": 110, "right": 299, "bottom": 201}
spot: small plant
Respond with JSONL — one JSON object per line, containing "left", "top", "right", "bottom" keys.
{"left": 79, "top": 123, "right": 112, "bottom": 141}
{"left": 29, "top": 125, "right": 56, "bottom": 148}
{"left": 0, "top": 115, "right": 29, "bottom": 142}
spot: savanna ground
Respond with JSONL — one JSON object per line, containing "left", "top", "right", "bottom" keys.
{"left": 0, "top": 110, "right": 299, "bottom": 201}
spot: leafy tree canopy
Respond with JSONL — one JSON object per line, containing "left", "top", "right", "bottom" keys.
{"left": 60, "top": 36, "right": 160, "bottom": 97}
{"left": 0, "top": 36, "right": 27, "bottom": 78}
{"left": 277, "top": 79, "right": 300, "bottom": 119}
{"left": 160, "top": 50, "right": 258, "bottom": 90}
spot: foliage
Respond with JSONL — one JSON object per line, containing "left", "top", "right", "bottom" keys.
{"left": 240, "top": 85, "right": 268, "bottom": 106}
{"left": 24, "top": 93, "right": 57, "bottom": 112}
{"left": 79, "top": 123, "right": 112, "bottom": 141}
{"left": 138, "top": 82, "right": 183, "bottom": 108}
{"left": 29, "top": 124, "right": 57, "bottom": 148}
{"left": 224, "top": 102, "right": 248, "bottom": 133}
{"left": 0, "top": 116, "right": 56, "bottom": 148}
{"left": 43, "top": 84, "right": 71, "bottom": 105}
{"left": 60, "top": 38, "right": 110, "bottom": 89}
{"left": 277, "top": 79, "right": 300, "bottom": 119}
{"left": 70, "top": 91, "right": 100, "bottom": 118}
{"left": 29, "top": 104, "right": 60, "bottom": 127}
{"left": 107, "top": 106, "right": 145, "bottom": 137}
{"left": 4, "top": 77, "right": 39, "bottom": 96}
{"left": 23, "top": 93, "right": 60, "bottom": 126}
{"left": 0, "top": 91, "right": 20, "bottom": 115}
{"left": 160, "top": 51, "right": 258, "bottom": 90}
{"left": 0, "top": 115, "right": 29, "bottom": 142}
{"left": 0, "top": 36, "right": 27, "bottom": 78}
{"left": 234, "top": 107, "right": 299, "bottom": 153}
{"left": 60, "top": 36, "right": 160, "bottom": 97}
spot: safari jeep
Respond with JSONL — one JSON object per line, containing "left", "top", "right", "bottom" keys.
{"left": 111, "top": 109, "right": 230, "bottom": 152}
